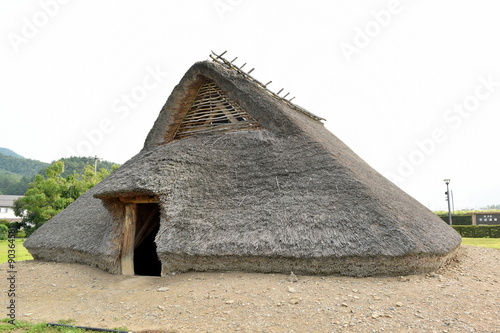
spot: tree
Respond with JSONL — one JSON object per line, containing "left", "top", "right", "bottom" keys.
{"left": 13, "top": 160, "right": 117, "bottom": 235}
{"left": 13, "top": 161, "right": 72, "bottom": 231}
{"left": 39, "top": 156, "right": 119, "bottom": 178}
{"left": 4, "top": 175, "right": 31, "bottom": 195}
{"left": 64, "top": 164, "right": 115, "bottom": 200}
{"left": 0, "top": 224, "right": 9, "bottom": 240}
{"left": 0, "top": 172, "right": 21, "bottom": 194}
{"left": 0, "top": 156, "right": 118, "bottom": 196}
{"left": 0, "top": 224, "right": 8, "bottom": 240}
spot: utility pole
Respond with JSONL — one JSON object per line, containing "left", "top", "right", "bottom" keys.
{"left": 451, "top": 190, "right": 455, "bottom": 213}
{"left": 94, "top": 156, "right": 99, "bottom": 185}
{"left": 444, "top": 179, "right": 452, "bottom": 225}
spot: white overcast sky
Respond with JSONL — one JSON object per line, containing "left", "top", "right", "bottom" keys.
{"left": 1, "top": 0, "right": 499, "bottom": 210}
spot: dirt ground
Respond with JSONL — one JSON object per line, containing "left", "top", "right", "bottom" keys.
{"left": 2, "top": 245, "right": 499, "bottom": 332}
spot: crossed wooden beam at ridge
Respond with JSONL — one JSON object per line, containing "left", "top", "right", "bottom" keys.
{"left": 209, "top": 50, "right": 326, "bottom": 123}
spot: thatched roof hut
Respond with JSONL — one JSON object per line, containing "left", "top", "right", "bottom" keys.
{"left": 25, "top": 55, "right": 461, "bottom": 277}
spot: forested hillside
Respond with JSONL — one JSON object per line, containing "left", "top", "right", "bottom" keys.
{"left": 0, "top": 147, "right": 24, "bottom": 159}
{"left": 0, "top": 153, "right": 48, "bottom": 177}
{"left": 0, "top": 151, "right": 48, "bottom": 195}
{"left": 0, "top": 149, "right": 119, "bottom": 195}
{"left": 52, "top": 156, "right": 118, "bottom": 178}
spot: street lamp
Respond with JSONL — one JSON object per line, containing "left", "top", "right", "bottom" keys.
{"left": 444, "top": 179, "right": 452, "bottom": 225}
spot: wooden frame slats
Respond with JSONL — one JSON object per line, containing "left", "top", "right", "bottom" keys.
{"left": 173, "top": 79, "right": 258, "bottom": 140}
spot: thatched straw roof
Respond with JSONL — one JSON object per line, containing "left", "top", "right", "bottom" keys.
{"left": 25, "top": 59, "right": 461, "bottom": 277}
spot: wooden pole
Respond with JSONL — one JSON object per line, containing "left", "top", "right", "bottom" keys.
{"left": 121, "top": 203, "right": 137, "bottom": 275}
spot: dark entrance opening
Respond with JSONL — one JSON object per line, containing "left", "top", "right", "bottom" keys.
{"left": 133, "top": 203, "right": 161, "bottom": 276}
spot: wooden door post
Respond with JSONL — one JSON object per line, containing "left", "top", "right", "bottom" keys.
{"left": 121, "top": 203, "right": 137, "bottom": 275}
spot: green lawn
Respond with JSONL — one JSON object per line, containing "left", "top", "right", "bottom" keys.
{"left": 0, "top": 239, "right": 33, "bottom": 263}
{"left": 0, "top": 319, "right": 86, "bottom": 332}
{"left": 0, "top": 318, "right": 128, "bottom": 332}
{"left": 461, "top": 237, "right": 500, "bottom": 249}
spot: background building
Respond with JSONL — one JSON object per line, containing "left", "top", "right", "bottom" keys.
{"left": 0, "top": 195, "right": 23, "bottom": 222}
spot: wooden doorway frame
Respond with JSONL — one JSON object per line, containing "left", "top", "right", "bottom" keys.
{"left": 119, "top": 195, "right": 159, "bottom": 275}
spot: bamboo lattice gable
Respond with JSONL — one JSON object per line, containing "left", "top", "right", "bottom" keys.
{"left": 173, "top": 79, "right": 259, "bottom": 140}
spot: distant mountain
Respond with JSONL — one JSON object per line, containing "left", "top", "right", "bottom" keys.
{"left": 0, "top": 147, "right": 24, "bottom": 159}
{"left": 0, "top": 154, "right": 121, "bottom": 196}
{"left": 0, "top": 150, "right": 48, "bottom": 195}
{"left": 0, "top": 152, "right": 48, "bottom": 177}
{"left": 0, "top": 149, "right": 120, "bottom": 195}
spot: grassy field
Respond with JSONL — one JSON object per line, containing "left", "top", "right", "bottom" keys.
{"left": 0, "top": 318, "right": 128, "bottom": 332}
{"left": 0, "top": 239, "right": 33, "bottom": 263}
{"left": 461, "top": 237, "right": 500, "bottom": 249}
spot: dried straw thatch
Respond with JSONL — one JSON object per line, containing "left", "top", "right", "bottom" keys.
{"left": 25, "top": 59, "right": 461, "bottom": 277}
